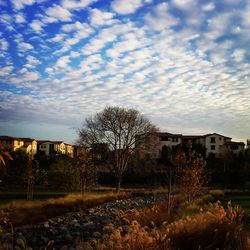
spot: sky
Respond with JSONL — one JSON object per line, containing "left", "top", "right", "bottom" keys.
{"left": 0, "top": 0, "right": 249, "bottom": 144}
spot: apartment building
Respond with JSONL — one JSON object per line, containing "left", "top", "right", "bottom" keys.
{"left": 137, "top": 132, "right": 245, "bottom": 159}
{"left": 65, "top": 143, "right": 74, "bottom": 158}
{"left": 37, "top": 140, "right": 66, "bottom": 156}
{"left": 0, "top": 136, "right": 37, "bottom": 158}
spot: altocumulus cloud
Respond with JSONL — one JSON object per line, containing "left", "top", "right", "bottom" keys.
{"left": 0, "top": 0, "right": 249, "bottom": 143}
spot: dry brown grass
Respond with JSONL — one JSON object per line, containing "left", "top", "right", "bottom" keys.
{"left": 89, "top": 201, "right": 249, "bottom": 250}
{"left": 123, "top": 200, "right": 170, "bottom": 227}
{"left": 0, "top": 192, "right": 130, "bottom": 228}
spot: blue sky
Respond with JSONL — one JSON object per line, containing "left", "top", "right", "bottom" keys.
{"left": 0, "top": 0, "right": 249, "bottom": 144}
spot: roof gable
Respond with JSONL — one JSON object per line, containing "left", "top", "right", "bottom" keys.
{"left": 203, "top": 133, "right": 231, "bottom": 139}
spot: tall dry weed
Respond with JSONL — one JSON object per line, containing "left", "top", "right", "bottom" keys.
{"left": 90, "top": 201, "right": 249, "bottom": 250}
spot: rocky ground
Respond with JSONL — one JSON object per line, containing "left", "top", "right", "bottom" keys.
{"left": 0, "top": 194, "right": 166, "bottom": 249}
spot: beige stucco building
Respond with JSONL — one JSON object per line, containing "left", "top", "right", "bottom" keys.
{"left": 38, "top": 141, "right": 65, "bottom": 156}
{"left": 137, "top": 132, "right": 245, "bottom": 159}
{"left": 0, "top": 136, "right": 37, "bottom": 158}
{"left": 65, "top": 144, "right": 74, "bottom": 158}
{"left": 37, "top": 140, "right": 74, "bottom": 157}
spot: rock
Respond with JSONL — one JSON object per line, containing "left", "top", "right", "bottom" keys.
{"left": 65, "top": 234, "right": 73, "bottom": 241}
{"left": 40, "top": 235, "right": 49, "bottom": 244}
{"left": 74, "top": 223, "right": 81, "bottom": 228}
{"left": 0, "top": 194, "right": 167, "bottom": 249}
{"left": 43, "top": 222, "right": 50, "bottom": 228}
{"left": 59, "top": 246, "right": 67, "bottom": 250}
{"left": 92, "top": 232, "right": 101, "bottom": 239}
{"left": 57, "top": 218, "right": 63, "bottom": 223}
{"left": 76, "top": 242, "right": 93, "bottom": 250}
{"left": 16, "top": 238, "right": 26, "bottom": 249}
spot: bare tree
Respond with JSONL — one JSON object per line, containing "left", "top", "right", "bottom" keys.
{"left": 78, "top": 106, "right": 157, "bottom": 192}
{"left": 25, "top": 159, "right": 47, "bottom": 200}
{"left": 159, "top": 146, "right": 186, "bottom": 216}
{"left": 74, "top": 150, "right": 97, "bottom": 197}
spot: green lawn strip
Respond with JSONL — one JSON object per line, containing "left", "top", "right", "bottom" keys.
{"left": 0, "top": 191, "right": 68, "bottom": 204}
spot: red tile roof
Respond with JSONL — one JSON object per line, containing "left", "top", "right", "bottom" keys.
{"left": 225, "top": 141, "right": 245, "bottom": 146}
{"left": 203, "top": 133, "right": 231, "bottom": 139}
{"left": 155, "top": 132, "right": 182, "bottom": 138}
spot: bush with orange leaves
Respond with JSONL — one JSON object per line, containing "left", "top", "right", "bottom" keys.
{"left": 88, "top": 201, "right": 249, "bottom": 250}
{"left": 122, "top": 197, "right": 182, "bottom": 228}
{"left": 0, "top": 142, "right": 12, "bottom": 167}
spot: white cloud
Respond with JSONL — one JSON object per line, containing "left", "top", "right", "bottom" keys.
{"left": 25, "top": 55, "right": 41, "bottom": 68}
{"left": 106, "top": 32, "right": 146, "bottom": 58}
{"left": 15, "top": 13, "right": 26, "bottom": 23}
{"left": 82, "top": 26, "right": 119, "bottom": 55}
{"left": 206, "top": 12, "right": 232, "bottom": 40}
{"left": 242, "top": 2, "right": 250, "bottom": 28}
{"left": 232, "top": 26, "right": 241, "bottom": 34}
{"left": 20, "top": 67, "right": 28, "bottom": 74}
{"left": 1, "top": 0, "right": 250, "bottom": 143}
{"left": 232, "top": 49, "right": 245, "bottom": 62}
{"left": 0, "top": 13, "right": 13, "bottom": 27}
{"left": 224, "top": 0, "right": 240, "bottom": 5}
{"left": 89, "top": 8, "right": 116, "bottom": 26}
{"left": 23, "top": 71, "right": 39, "bottom": 81}
{"left": 0, "top": 66, "right": 13, "bottom": 76}
{"left": 70, "top": 51, "right": 81, "bottom": 58}
{"left": 45, "top": 4, "right": 72, "bottom": 22}
{"left": 55, "top": 56, "right": 70, "bottom": 68}
{"left": 111, "top": 0, "right": 143, "bottom": 14}
{"left": 30, "top": 20, "right": 44, "bottom": 32}
{"left": 50, "top": 33, "right": 66, "bottom": 43}
{"left": 45, "top": 67, "right": 54, "bottom": 74}
{"left": 144, "top": 2, "right": 179, "bottom": 31}
{"left": 42, "top": 16, "right": 58, "bottom": 24}
{"left": 62, "top": 21, "right": 92, "bottom": 33}
{"left": 51, "top": 22, "right": 94, "bottom": 54}
{"left": 61, "top": 0, "right": 96, "bottom": 10}
{"left": 19, "top": 42, "right": 34, "bottom": 51}
{"left": 202, "top": 2, "right": 215, "bottom": 12}
{"left": 172, "top": 0, "right": 195, "bottom": 10}
{"left": 11, "top": 0, "right": 35, "bottom": 10}
{"left": 9, "top": 71, "right": 39, "bottom": 84}
{"left": 0, "top": 38, "right": 9, "bottom": 50}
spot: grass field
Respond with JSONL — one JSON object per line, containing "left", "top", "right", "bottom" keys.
{"left": 220, "top": 193, "right": 250, "bottom": 214}
{"left": 0, "top": 191, "right": 68, "bottom": 204}
{"left": 0, "top": 191, "right": 130, "bottom": 227}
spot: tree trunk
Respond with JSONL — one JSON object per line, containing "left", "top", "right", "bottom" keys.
{"left": 80, "top": 176, "right": 86, "bottom": 198}
{"left": 116, "top": 175, "right": 122, "bottom": 193}
{"left": 167, "top": 177, "right": 172, "bottom": 217}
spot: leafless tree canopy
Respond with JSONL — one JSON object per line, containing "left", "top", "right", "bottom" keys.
{"left": 78, "top": 106, "right": 157, "bottom": 191}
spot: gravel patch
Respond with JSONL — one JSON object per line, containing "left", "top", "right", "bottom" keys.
{"left": 0, "top": 194, "right": 166, "bottom": 249}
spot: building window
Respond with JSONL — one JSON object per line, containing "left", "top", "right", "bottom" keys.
{"left": 211, "top": 145, "right": 215, "bottom": 150}
{"left": 231, "top": 145, "right": 238, "bottom": 150}
{"left": 219, "top": 137, "right": 221, "bottom": 140}
{"left": 160, "top": 137, "right": 168, "bottom": 141}
{"left": 172, "top": 138, "right": 178, "bottom": 142}
{"left": 210, "top": 137, "right": 216, "bottom": 143}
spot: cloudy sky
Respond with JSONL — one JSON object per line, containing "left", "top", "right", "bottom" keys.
{"left": 0, "top": 0, "right": 249, "bottom": 144}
